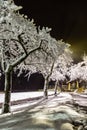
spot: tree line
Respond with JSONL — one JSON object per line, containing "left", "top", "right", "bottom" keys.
{"left": 0, "top": 0, "right": 87, "bottom": 114}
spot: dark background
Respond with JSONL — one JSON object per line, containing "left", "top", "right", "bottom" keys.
{"left": 0, "top": 72, "right": 45, "bottom": 91}
{"left": 14, "top": 0, "right": 87, "bottom": 62}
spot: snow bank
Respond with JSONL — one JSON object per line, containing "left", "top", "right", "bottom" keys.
{"left": 0, "top": 91, "right": 54, "bottom": 103}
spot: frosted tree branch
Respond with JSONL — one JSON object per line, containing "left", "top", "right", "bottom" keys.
{"left": 17, "top": 33, "right": 28, "bottom": 55}
{"left": 11, "top": 41, "right": 42, "bottom": 68}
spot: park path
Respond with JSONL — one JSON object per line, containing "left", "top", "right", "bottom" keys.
{"left": 0, "top": 92, "right": 87, "bottom": 130}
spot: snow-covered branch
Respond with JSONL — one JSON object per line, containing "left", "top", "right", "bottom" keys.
{"left": 11, "top": 41, "right": 42, "bottom": 68}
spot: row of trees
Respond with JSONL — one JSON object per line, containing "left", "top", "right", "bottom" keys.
{"left": 0, "top": 0, "right": 86, "bottom": 114}
{"left": 67, "top": 54, "right": 87, "bottom": 89}
{"left": 0, "top": 0, "right": 72, "bottom": 113}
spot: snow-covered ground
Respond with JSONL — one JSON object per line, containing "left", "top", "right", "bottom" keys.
{"left": 0, "top": 91, "right": 54, "bottom": 114}
{"left": 0, "top": 91, "right": 86, "bottom": 116}
{"left": 0, "top": 92, "right": 86, "bottom": 130}
{"left": 0, "top": 91, "right": 73, "bottom": 115}
{"left": 0, "top": 91, "right": 73, "bottom": 107}
{"left": 0, "top": 91, "right": 54, "bottom": 103}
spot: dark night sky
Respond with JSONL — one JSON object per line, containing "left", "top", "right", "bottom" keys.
{"left": 14, "top": 0, "right": 87, "bottom": 61}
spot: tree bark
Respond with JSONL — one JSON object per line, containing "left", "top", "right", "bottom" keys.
{"left": 2, "top": 71, "right": 12, "bottom": 113}
{"left": 76, "top": 80, "right": 79, "bottom": 89}
{"left": 43, "top": 61, "right": 55, "bottom": 99}
{"left": 44, "top": 78, "right": 48, "bottom": 99}
{"left": 67, "top": 82, "right": 71, "bottom": 91}
{"left": 54, "top": 81, "right": 58, "bottom": 96}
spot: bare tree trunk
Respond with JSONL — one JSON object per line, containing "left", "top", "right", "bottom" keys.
{"left": 67, "top": 82, "right": 71, "bottom": 91}
{"left": 2, "top": 71, "right": 12, "bottom": 113}
{"left": 76, "top": 80, "right": 79, "bottom": 89}
{"left": 54, "top": 81, "right": 58, "bottom": 96}
{"left": 43, "top": 61, "right": 55, "bottom": 99}
{"left": 44, "top": 78, "right": 48, "bottom": 99}
{"left": 59, "top": 80, "right": 63, "bottom": 91}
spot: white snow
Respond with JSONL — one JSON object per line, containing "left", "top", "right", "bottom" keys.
{"left": 0, "top": 91, "right": 54, "bottom": 114}
{"left": 0, "top": 91, "right": 53, "bottom": 103}
{"left": 0, "top": 91, "right": 86, "bottom": 119}
{"left": 0, "top": 91, "right": 86, "bottom": 130}
{"left": 0, "top": 92, "right": 71, "bottom": 115}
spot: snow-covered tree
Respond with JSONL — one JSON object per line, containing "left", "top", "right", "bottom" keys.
{"left": 18, "top": 39, "right": 70, "bottom": 98}
{"left": 67, "top": 54, "right": 87, "bottom": 90}
{"left": 50, "top": 46, "right": 73, "bottom": 95}
{"left": 39, "top": 39, "right": 70, "bottom": 98}
{"left": 77, "top": 54, "right": 87, "bottom": 82}
{"left": 0, "top": 0, "right": 42, "bottom": 113}
{"left": 19, "top": 41, "right": 71, "bottom": 98}
{"left": 0, "top": 0, "right": 71, "bottom": 113}
{"left": 81, "top": 54, "right": 87, "bottom": 82}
